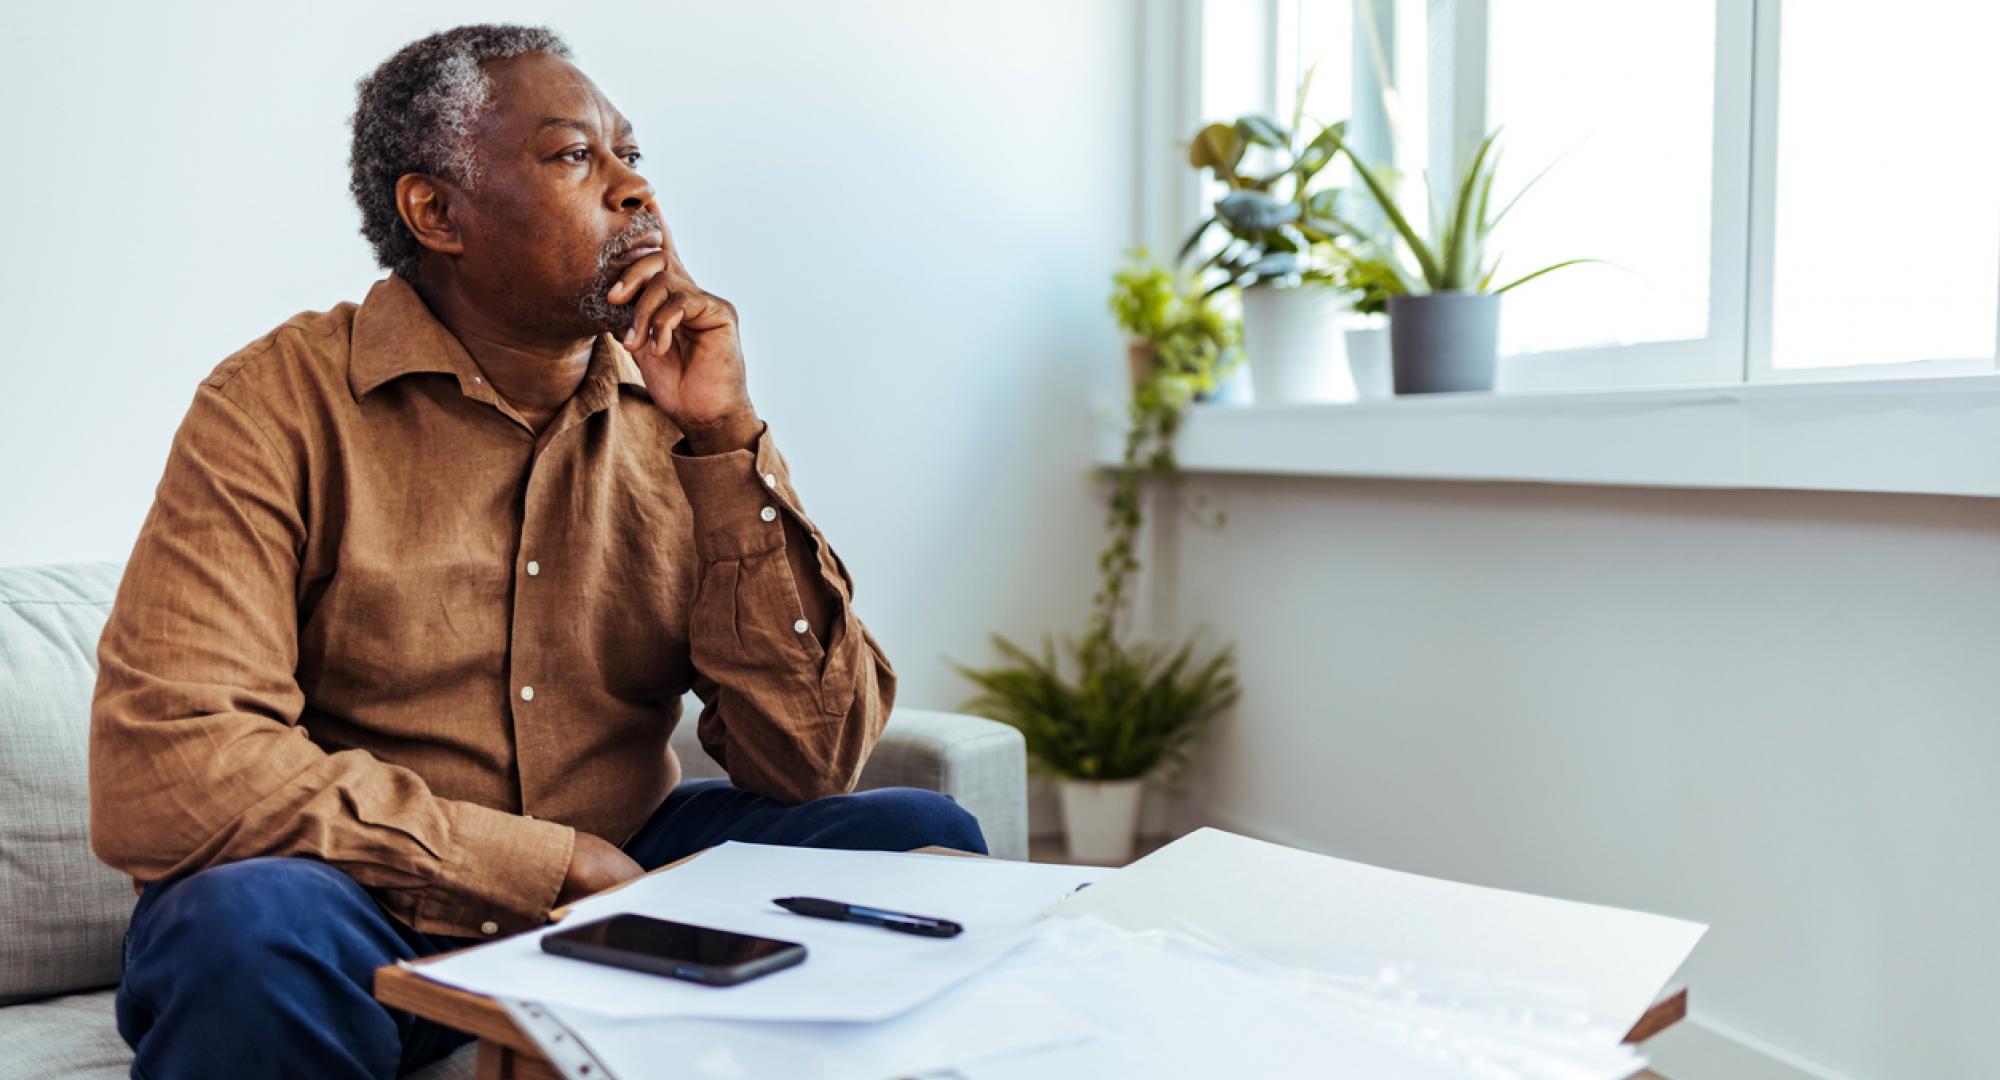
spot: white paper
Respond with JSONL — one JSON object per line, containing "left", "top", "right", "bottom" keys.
{"left": 1055, "top": 828, "right": 1705, "bottom": 1044}
{"left": 536, "top": 914, "right": 1646, "bottom": 1080}
{"left": 411, "top": 842, "right": 1106, "bottom": 1022}
{"left": 956, "top": 916, "right": 1648, "bottom": 1080}
{"left": 559, "top": 842, "right": 1104, "bottom": 931}
{"left": 536, "top": 978, "right": 1095, "bottom": 1080}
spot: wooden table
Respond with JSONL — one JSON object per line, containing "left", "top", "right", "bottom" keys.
{"left": 374, "top": 849, "right": 1689, "bottom": 1080}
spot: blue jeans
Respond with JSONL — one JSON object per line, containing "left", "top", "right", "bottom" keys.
{"left": 113, "top": 780, "right": 986, "bottom": 1079}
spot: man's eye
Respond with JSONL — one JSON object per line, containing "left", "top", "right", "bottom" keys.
{"left": 562, "top": 148, "right": 590, "bottom": 163}
{"left": 624, "top": 152, "right": 644, "bottom": 166}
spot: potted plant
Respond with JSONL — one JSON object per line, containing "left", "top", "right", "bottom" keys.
{"left": 953, "top": 276, "right": 1240, "bottom": 863}
{"left": 1107, "top": 250, "right": 1241, "bottom": 400}
{"left": 1180, "top": 71, "right": 1374, "bottom": 404}
{"left": 956, "top": 632, "right": 1237, "bottom": 864}
{"left": 1334, "top": 126, "right": 1597, "bottom": 393}
{"left": 1326, "top": 247, "right": 1406, "bottom": 399}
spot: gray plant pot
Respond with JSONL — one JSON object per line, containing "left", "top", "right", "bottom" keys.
{"left": 1387, "top": 291, "right": 1502, "bottom": 394}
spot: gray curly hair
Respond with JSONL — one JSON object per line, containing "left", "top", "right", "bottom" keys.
{"left": 349, "top": 24, "right": 572, "bottom": 279}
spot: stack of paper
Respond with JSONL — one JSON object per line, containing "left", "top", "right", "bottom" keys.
{"left": 951, "top": 827, "right": 1706, "bottom": 1079}
{"left": 509, "top": 972, "right": 1097, "bottom": 1079}
{"left": 1055, "top": 828, "right": 1707, "bottom": 1045}
{"left": 954, "top": 915, "right": 1645, "bottom": 1080}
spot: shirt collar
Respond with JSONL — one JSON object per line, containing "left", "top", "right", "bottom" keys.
{"left": 349, "top": 274, "right": 650, "bottom": 402}
{"left": 605, "top": 336, "right": 647, "bottom": 390}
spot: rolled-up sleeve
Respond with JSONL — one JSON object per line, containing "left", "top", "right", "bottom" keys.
{"left": 89, "top": 381, "right": 574, "bottom": 937}
{"left": 673, "top": 426, "right": 895, "bottom": 803}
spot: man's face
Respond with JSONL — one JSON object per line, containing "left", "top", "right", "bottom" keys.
{"left": 451, "top": 51, "right": 662, "bottom": 337}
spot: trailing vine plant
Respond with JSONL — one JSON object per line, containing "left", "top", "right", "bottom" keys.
{"left": 950, "top": 252, "right": 1242, "bottom": 785}
{"left": 1085, "top": 252, "right": 1238, "bottom": 657}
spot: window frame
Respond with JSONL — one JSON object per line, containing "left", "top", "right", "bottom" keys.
{"left": 1190, "top": 0, "right": 2000, "bottom": 393}
{"left": 1738, "top": 0, "right": 2000, "bottom": 384}
{"left": 1487, "top": 0, "right": 1751, "bottom": 391}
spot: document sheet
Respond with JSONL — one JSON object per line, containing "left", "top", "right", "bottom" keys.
{"left": 410, "top": 842, "right": 1107, "bottom": 1022}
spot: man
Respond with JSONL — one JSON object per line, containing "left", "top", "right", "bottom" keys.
{"left": 88, "top": 24, "right": 983, "bottom": 1079}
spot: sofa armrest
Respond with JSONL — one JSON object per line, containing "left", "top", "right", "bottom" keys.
{"left": 850, "top": 709, "right": 1028, "bottom": 862}
{"left": 668, "top": 704, "right": 1029, "bottom": 861}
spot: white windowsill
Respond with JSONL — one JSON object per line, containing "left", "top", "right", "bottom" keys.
{"left": 1090, "top": 374, "right": 2000, "bottom": 499}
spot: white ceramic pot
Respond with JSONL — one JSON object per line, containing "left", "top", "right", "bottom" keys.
{"left": 1239, "top": 284, "right": 1353, "bottom": 404}
{"left": 1057, "top": 777, "right": 1146, "bottom": 865}
{"left": 1343, "top": 324, "right": 1393, "bottom": 399}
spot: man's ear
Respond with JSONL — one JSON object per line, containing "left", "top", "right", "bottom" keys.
{"left": 394, "top": 173, "right": 466, "bottom": 258}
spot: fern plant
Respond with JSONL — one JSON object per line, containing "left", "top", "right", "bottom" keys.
{"left": 954, "top": 633, "right": 1238, "bottom": 783}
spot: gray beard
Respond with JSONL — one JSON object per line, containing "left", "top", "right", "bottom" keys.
{"left": 573, "top": 208, "right": 664, "bottom": 334}
{"left": 574, "top": 268, "right": 633, "bottom": 334}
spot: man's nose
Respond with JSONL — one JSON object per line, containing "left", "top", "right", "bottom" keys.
{"left": 610, "top": 166, "right": 653, "bottom": 213}
{"left": 618, "top": 184, "right": 653, "bottom": 212}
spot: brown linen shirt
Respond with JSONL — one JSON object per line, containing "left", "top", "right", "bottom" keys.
{"left": 89, "top": 274, "right": 894, "bottom": 939}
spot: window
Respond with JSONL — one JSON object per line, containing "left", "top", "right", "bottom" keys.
{"left": 1484, "top": 1, "right": 1716, "bottom": 358}
{"left": 1759, "top": 1, "right": 2000, "bottom": 377}
{"left": 1198, "top": 0, "right": 2000, "bottom": 391}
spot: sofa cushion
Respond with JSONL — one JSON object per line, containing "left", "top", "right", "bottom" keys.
{"left": 0, "top": 988, "right": 479, "bottom": 1080}
{"left": 0, "top": 563, "right": 132, "bottom": 1004}
{"left": 0, "top": 989, "right": 130, "bottom": 1079}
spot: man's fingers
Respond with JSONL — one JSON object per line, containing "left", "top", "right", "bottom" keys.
{"left": 609, "top": 251, "right": 670, "bottom": 306}
{"left": 622, "top": 272, "right": 676, "bottom": 348}
{"left": 612, "top": 203, "right": 730, "bottom": 358}
{"left": 641, "top": 292, "right": 698, "bottom": 356}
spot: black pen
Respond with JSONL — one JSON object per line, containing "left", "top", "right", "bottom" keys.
{"left": 772, "top": 896, "right": 964, "bottom": 938}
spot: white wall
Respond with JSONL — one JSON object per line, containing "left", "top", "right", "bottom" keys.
{"left": 20, "top": 4, "right": 1970, "bottom": 1077}
{"left": 0, "top": 0, "right": 1135, "bottom": 707}
{"left": 1155, "top": 473, "right": 2000, "bottom": 1079}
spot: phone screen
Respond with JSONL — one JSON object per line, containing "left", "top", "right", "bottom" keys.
{"left": 554, "top": 914, "right": 799, "bottom": 967}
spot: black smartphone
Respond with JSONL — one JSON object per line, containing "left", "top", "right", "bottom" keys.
{"left": 540, "top": 914, "right": 807, "bottom": 987}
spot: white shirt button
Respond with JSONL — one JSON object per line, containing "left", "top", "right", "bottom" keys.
{"left": 793, "top": 618, "right": 810, "bottom": 634}
{"left": 763, "top": 473, "right": 777, "bottom": 488}
{"left": 526, "top": 561, "right": 540, "bottom": 577}
{"left": 520, "top": 686, "right": 535, "bottom": 702}
{"left": 481, "top": 920, "right": 499, "bottom": 935}
{"left": 759, "top": 506, "right": 777, "bottom": 522}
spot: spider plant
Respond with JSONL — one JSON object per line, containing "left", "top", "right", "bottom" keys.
{"left": 1338, "top": 125, "right": 1597, "bottom": 295}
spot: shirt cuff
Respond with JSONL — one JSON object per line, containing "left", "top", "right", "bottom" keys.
{"left": 415, "top": 800, "right": 575, "bottom": 938}
{"left": 671, "top": 423, "right": 800, "bottom": 561}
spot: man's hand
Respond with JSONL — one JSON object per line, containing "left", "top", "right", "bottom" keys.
{"left": 610, "top": 199, "right": 761, "bottom": 454}
{"left": 555, "top": 830, "right": 645, "bottom": 908}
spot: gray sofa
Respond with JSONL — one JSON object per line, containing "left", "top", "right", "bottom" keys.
{"left": 0, "top": 562, "right": 1026, "bottom": 1079}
